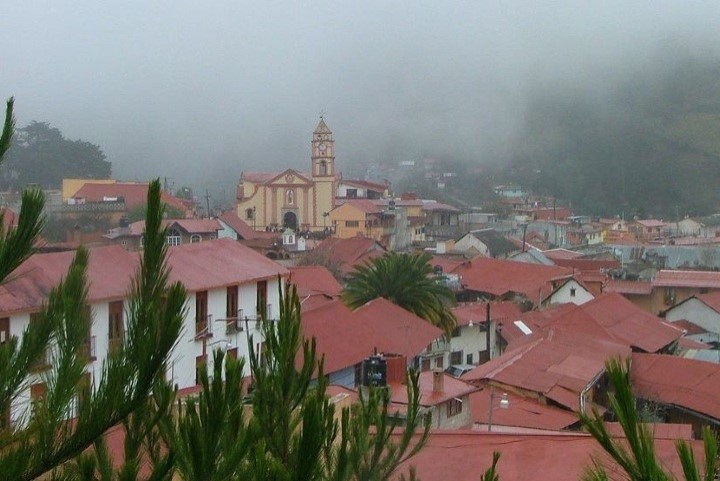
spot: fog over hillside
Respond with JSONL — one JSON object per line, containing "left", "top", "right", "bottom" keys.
{"left": 1, "top": 1, "right": 719, "bottom": 199}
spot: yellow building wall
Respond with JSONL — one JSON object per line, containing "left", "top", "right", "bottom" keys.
{"left": 330, "top": 203, "right": 367, "bottom": 239}
{"left": 62, "top": 178, "right": 115, "bottom": 201}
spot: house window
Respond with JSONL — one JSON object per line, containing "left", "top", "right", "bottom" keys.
{"left": 29, "top": 313, "right": 49, "bottom": 372}
{"left": 76, "top": 373, "right": 92, "bottom": 413}
{"left": 195, "top": 355, "right": 207, "bottom": 385}
{"left": 0, "top": 317, "right": 9, "bottom": 344}
{"left": 446, "top": 398, "right": 463, "bottom": 417}
{"left": 466, "top": 353, "right": 473, "bottom": 364}
{"left": 347, "top": 188, "right": 358, "bottom": 198}
{"left": 450, "top": 351, "right": 462, "bottom": 365}
{"left": 80, "top": 306, "right": 96, "bottom": 362}
{"left": 190, "top": 234, "right": 201, "bottom": 243}
{"left": 257, "top": 281, "right": 268, "bottom": 320}
{"left": 570, "top": 287, "right": 577, "bottom": 297}
{"left": 226, "top": 348, "right": 238, "bottom": 361}
{"left": 246, "top": 208, "right": 255, "bottom": 220}
{"left": 664, "top": 287, "right": 676, "bottom": 305}
{"left": 108, "top": 301, "right": 124, "bottom": 353}
{"left": 421, "top": 359, "right": 431, "bottom": 371}
{"left": 30, "top": 382, "right": 47, "bottom": 414}
{"left": 166, "top": 228, "right": 181, "bottom": 246}
{"left": 451, "top": 326, "right": 461, "bottom": 338}
{"left": 195, "top": 291, "right": 209, "bottom": 336}
{"left": 226, "top": 286, "right": 239, "bottom": 333}
{"left": 435, "top": 357, "right": 444, "bottom": 369}
{"left": 345, "top": 220, "right": 359, "bottom": 228}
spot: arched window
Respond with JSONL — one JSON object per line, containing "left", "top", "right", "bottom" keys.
{"left": 166, "top": 228, "right": 181, "bottom": 246}
{"left": 245, "top": 208, "right": 254, "bottom": 220}
{"left": 190, "top": 234, "right": 201, "bottom": 243}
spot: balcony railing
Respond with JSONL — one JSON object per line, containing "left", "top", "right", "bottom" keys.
{"left": 195, "top": 315, "right": 213, "bottom": 339}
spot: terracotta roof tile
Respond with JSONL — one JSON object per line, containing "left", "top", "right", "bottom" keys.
{"left": 603, "top": 279, "right": 653, "bottom": 295}
{"left": 218, "top": 211, "right": 275, "bottom": 240}
{"left": 72, "top": 182, "right": 189, "bottom": 214}
{"left": 289, "top": 266, "right": 342, "bottom": 298}
{"left": 314, "top": 237, "right": 386, "bottom": 274}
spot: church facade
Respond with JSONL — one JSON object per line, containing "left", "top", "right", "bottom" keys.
{"left": 236, "top": 119, "right": 338, "bottom": 232}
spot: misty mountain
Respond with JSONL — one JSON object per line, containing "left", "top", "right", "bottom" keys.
{"left": 507, "top": 53, "right": 720, "bottom": 219}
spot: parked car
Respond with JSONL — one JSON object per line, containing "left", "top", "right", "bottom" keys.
{"left": 445, "top": 364, "right": 475, "bottom": 378}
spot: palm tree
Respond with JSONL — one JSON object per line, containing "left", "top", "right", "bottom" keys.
{"left": 342, "top": 252, "right": 457, "bottom": 336}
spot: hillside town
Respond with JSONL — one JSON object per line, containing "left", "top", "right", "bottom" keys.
{"left": 3, "top": 118, "right": 720, "bottom": 479}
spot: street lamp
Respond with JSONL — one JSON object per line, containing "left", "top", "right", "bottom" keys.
{"left": 252, "top": 206, "right": 257, "bottom": 231}
{"left": 487, "top": 387, "right": 510, "bottom": 431}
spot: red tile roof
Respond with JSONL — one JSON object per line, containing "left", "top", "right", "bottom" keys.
{"left": 389, "top": 371, "right": 479, "bottom": 408}
{"left": 72, "top": 182, "right": 189, "bottom": 214}
{"left": 314, "top": 236, "right": 386, "bottom": 275}
{"left": 289, "top": 266, "right": 342, "bottom": 298}
{"left": 541, "top": 293, "right": 682, "bottom": 353}
{"left": 631, "top": 353, "right": 720, "bottom": 421}
{"left": 0, "top": 246, "right": 138, "bottom": 315}
{"left": 453, "top": 302, "right": 523, "bottom": 328}
{"left": 603, "top": 279, "right": 653, "bottom": 295}
{"left": 653, "top": 270, "right": 720, "bottom": 289}
{"left": 695, "top": 291, "right": 720, "bottom": 312}
{"left": 543, "top": 249, "right": 582, "bottom": 261}
{"left": 339, "top": 199, "right": 384, "bottom": 214}
{"left": 301, "top": 299, "right": 442, "bottom": 375}
{"left": 469, "top": 389, "right": 579, "bottom": 431}
{"left": 217, "top": 210, "right": 278, "bottom": 240}
{"left": 456, "top": 257, "right": 573, "bottom": 303}
{"left": 165, "top": 238, "right": 288, "bottom": 292}
{"left": 463, "top": 331, "right": 630, "bottom": 410}
{"left": 169, "top": 218, "right": 222, "bottom": 234}
{"left": 396, "top": 430, "right": 700, "bottom": 481}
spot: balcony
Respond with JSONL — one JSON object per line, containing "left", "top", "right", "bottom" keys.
{"left": 108, "top": 335, "right": 124, "bottom": 354}
{"left": 195, "top": 315, "right": 213, "bottom": 339}
{"left": 224, "top": 317, "right": 245, "bottom": 335}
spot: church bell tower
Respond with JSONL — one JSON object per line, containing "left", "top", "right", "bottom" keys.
{"left": 311, "top": 117, "right": 335, "bottom": 178}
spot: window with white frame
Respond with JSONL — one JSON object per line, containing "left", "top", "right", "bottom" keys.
{"left": 166, "top": 228, "right": 181, "bottom": 246}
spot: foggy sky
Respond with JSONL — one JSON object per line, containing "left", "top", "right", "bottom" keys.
{"left": 2, "top": 1, "right": 719, "bottom": 199}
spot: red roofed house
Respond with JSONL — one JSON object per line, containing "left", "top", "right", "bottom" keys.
{"left": 388, "top": 369, "right": 479, "bottom": 429}
{"left": 535, "top": 292, "right": 683, "bottom": 354}
{"left": 454, "top": 257, "right": 574, "bottom": 309}
{"left": 450, "top": 302, "right": 523, "bottom": 365}
{"left": 631, "top": 219, "right": 666, "bottom": 242}
{"left": 309, "top": 236, "right": 386, "bottom": 277}
{"left": 651, "top": 269, "right": 720, "bottom": 314}
{"left": 300, "top": 298, "right": 443, "bottom": 388}
{"left": 603, "top": 279, "right": 654, "bottom": 312}
{"left": 463, "top": 330, "right": 631, "bottom": 413}
{"left": 631, "top": 353, "right": 720, "bottom": 436}
{"left": 0, "top": 238, "right": 288, "bottom": 426}
{"left": 104, "top": 218, "right": 223, "bottom": 250}
{"left": 663, "top": 291, "right": 720, "bottom": 346}
{"left": 337, "top": 178, "right": 390, "bottom": 200}
{"left": 328, "top": 199, "right": 396, "bottom": 246}
{"left": 289, "top": 265, "right": 342, "bottom": 312}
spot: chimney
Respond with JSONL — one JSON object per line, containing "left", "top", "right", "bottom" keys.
{"left": 432, "top": 369, "right": 444, "bottom": 393}
{"left": 384, "top": 353, "right": 407, "bottom": 384}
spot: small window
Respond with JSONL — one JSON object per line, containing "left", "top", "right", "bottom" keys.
{"left": 166, "top": 228, "right": 181, "bottom": 246}
{"left": 570, "top": 287, "right": 577, "bottom": 297}
{"left": 466, "top": 353, "right": 473, "bottom": 364}
{"left": 451, "top": 326, "right": 461, "bottom": 338}
{"left": 446, "top": 398, "right": 463, "bottom": 417}
{"left": 347, "top": 188, "right": 358, "bottom": 198}
{"left": 346, "top": 220, "right": 359, "bottom": 227}
{"left": 246, "top": 208, "right": 255, "bottom": 220}
{"left": 190, "top": 234, "right": 202, "bottom": 243}
{"left": 450, "top": 351, "right": 462, "bottom": 365}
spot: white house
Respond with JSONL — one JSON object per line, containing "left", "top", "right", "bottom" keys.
{"left": 542, "top": 278, "right": 595, "bottom": 307}
{"left": 0, "top": 238, "right": 288, "bottom": 426}
{"left": 663, "top": 292, "right": 720, "bottom": 346}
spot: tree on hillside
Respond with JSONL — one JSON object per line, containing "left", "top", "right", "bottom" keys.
{"left": 342, "top": 252, "right": 457, "bottom": 336}
{"left": 1, "top": 97, "right": 184, "bottom": 480}
{"left": 0, "top": 120, "right": 111, "bottom": 190}
{"left": 579, "top": 358, "right": 718, "bottom": 481}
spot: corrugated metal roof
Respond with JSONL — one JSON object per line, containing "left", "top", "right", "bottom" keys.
{"left": 469, "top": 389, "right": 578, "bottom": 431}
{"left": 632, "top": 352, "right": 720, "bottom": 421}
{"left": 653, "top": 270, "right": 720, "bottom": 289}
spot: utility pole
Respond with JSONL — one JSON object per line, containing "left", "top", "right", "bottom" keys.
{"left": 204, "top": 189, "right": 211, "bottom": 218}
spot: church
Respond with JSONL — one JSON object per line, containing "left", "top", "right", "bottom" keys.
{"left": 236, "top": 118, "right": 338, "bottom": 232}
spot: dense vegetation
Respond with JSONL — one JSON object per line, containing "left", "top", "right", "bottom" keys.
{"left": 0, "top": 121, "right": 110, "bottom": 190}
{"left": 507, "top": 53, "right": 720, "bottom": 219}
